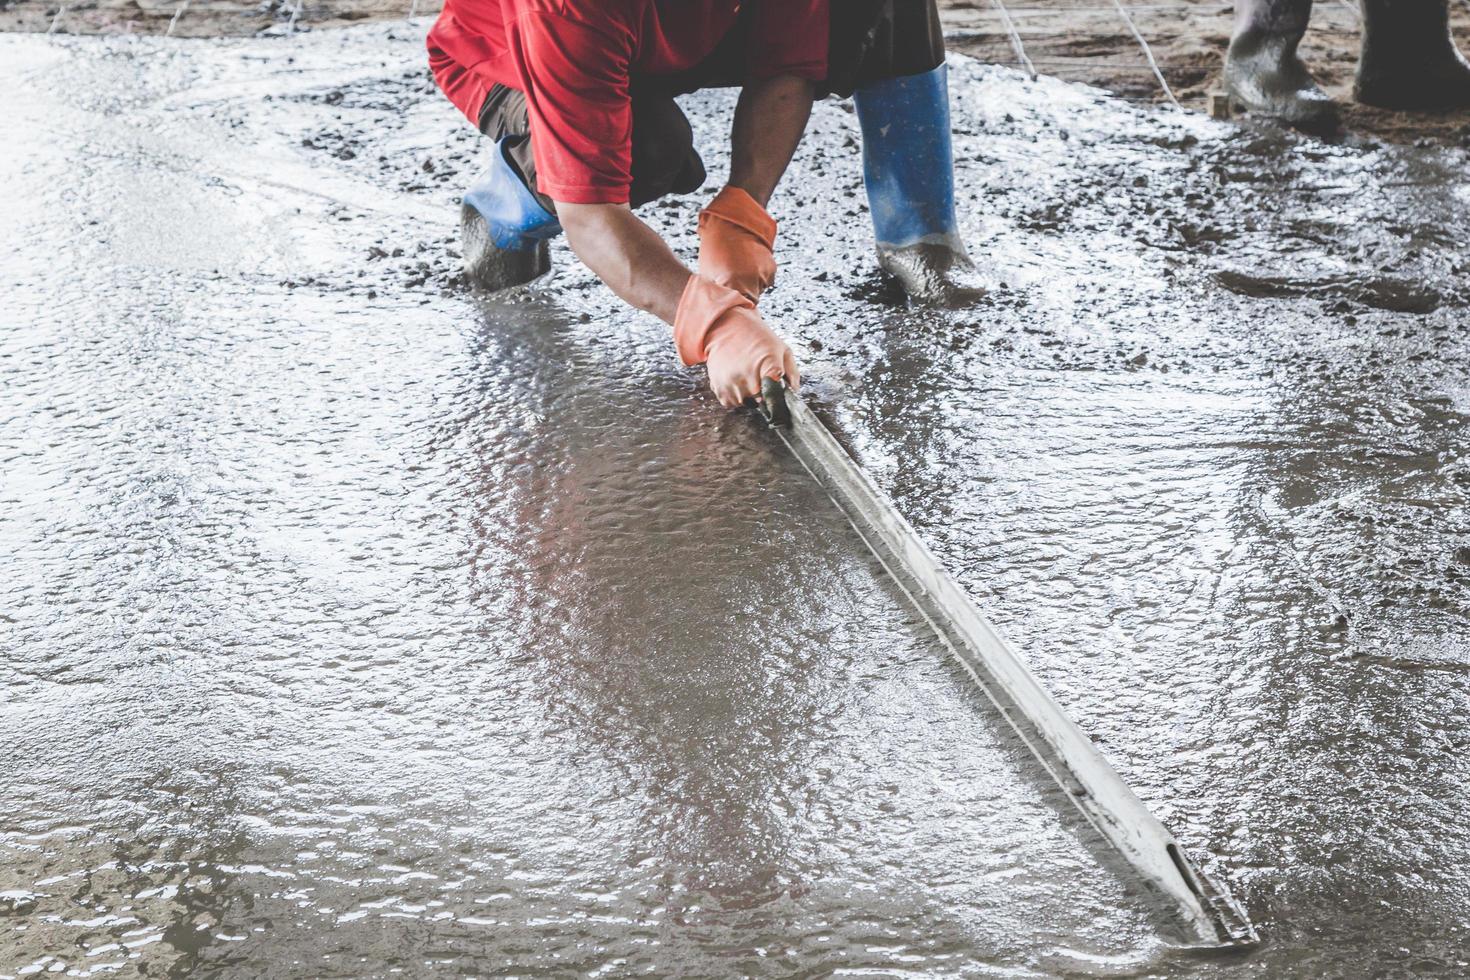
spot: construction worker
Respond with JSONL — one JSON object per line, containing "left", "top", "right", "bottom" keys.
{"left": 426, "top": 1, "right": 978, "bottom": 410}
{"left": 1225, "top": 0, "right": 1470, "bottom": 128}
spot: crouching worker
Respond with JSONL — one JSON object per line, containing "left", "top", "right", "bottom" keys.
{"left": 427, "top": 0, "right": 978, "bottom": 409}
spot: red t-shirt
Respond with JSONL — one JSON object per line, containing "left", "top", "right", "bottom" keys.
{"left": 427, "top": 0, "right": 828, "bottom": 204}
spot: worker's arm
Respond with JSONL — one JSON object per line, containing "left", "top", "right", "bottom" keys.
{"left": 728, "top": 74, "right": 816, "bottom": 208}
{"left": 698, "top": 75, "right": 815, "bottom": 303}
{"left": 556, "top": 72, "right": 816, "bottom": 317}
{"left": 558, "top": 203, "right": 689, "bottom": 324}
{"left": 555, "top": 75, "right": 813, "bottom": 407}
{"left": 558, "top": 202, "right": 799, "bottom": 408}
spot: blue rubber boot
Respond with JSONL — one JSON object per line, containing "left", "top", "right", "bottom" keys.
{"left": 853, "top": 64, "right": 986, "bottom": 305}
{"left": 460, "top": 136, "right": 562, "bottom": 290}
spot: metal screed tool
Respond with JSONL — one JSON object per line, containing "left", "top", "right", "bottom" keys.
{"left": 756, "top": 379, "right": 1257, "bottom": 948}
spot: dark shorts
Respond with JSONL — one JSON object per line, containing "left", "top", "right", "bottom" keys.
{"left": 480, "top": 0, "right": 945, "bottom": 212}
{"left": 478, "top": 84, "right": 707, "bottom": 213}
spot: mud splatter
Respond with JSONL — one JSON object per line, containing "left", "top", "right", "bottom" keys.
{"left": 1214, "top": 269, "right": 1444, "bottom": 313}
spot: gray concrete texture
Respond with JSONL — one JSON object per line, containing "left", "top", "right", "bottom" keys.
{"left": 3, "top": 23, "right": 1469, "bottom": 978}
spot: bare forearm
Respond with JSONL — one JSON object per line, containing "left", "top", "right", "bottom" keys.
{"left": 728, "top": 75, "right": 815, "bottom": 208}
{"left": 558, "top": 202, "right": 691, "bottom": 325}
{"left": 555, "top": 198, "right": 798, "bottom": 409}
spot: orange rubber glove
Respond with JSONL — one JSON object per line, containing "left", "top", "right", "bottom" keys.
{"left": 674, "top": 275, "right": 800, "bottom": 408}
{"left": 697, "top": 186, "right": 777, "bottom": 304}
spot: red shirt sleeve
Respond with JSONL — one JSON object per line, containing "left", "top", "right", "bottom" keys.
{"left": 747, "top": 0, "right": 829, "bottom": 81}
{"left": 427, "top": 13, "right": 494, "bottom": 124}
{"left": 506, "top": 11, "right": 636, "bottom": 205}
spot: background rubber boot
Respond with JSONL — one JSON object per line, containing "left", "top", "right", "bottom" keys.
{"left": 1356, "top": 0, "right": 1470, "bottom": 108}
{"left": 1224, "top": 0, "right": 1338, "bottom": 130}
{"left": 853, "top": 64, "right": 987, "bottom": 306}
{"left": 461, "top": 136, "right": 562, "bottom": 291}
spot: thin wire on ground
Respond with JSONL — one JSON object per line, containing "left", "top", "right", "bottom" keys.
{"left": 1109, "top": 0, "right": 1183, "bottom": 109}
{"left": 166, "top": 0, "right": 188, "bottom": 34}
{"left": 988, "top": 0, "right": 1040, "bottom": 80}
{"left": 987, "top": 2, "right": 1231, "bottom": 11}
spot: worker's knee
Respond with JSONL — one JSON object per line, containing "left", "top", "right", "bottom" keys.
{"left": 629, "top": 95, "right": 706, "bottom": 207}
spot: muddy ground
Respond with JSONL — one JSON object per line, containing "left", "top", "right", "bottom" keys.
{"left": 5, "top": 0, "right": 1470, "bottom": 144}
{"left": 5, "top": 17, "right": 1470, "bottom": 978}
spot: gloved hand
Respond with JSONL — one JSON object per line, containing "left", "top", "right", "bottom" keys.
{"left": 697, "top": 186, "right": 777, "bottom": 304}
{"left": 674, "top": 275, "right": 800, "bottom": 408}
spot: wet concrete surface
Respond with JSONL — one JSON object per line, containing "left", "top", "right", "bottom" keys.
{"left": 3, "top": 23, "right": 1470, "bottom": 978}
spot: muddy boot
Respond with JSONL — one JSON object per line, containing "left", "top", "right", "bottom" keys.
{"left": 1224, "top": 0, "right": 1339, "bottom": 130}
{"left": 1356, "top": 0, "right": 1470, "bottom": 108}
{"left": 852, "top": 64, "right": 988, "bottom": 307}
{"left": 460, "top": 136, "right": 560, "bottom": 291}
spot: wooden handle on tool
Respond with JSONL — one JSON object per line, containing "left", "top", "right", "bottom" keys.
{"left": 758, "top": 376, "right": 792, "bottom": 428}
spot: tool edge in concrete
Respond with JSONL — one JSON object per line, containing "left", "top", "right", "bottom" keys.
{"left": 765, "top": 385, "right": 1258, "bottom": 948}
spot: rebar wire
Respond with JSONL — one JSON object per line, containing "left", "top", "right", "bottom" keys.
{"left": 948, "top": 24, "right": 1363, "bottom": 38}
{"left": 287, "top": 0, "right": 302, "bottom": 31}
{"left": 951, "top": 1, "right": 1356, "bottom": 16}
{"left": 987, "top": 2, "right": 1229, "bottom": 10}
{"left": 988, "top": 0, "right": 1039, "bottom": 80}
{"left": 166, "top": 0, "right": 188, "bottom": 35}
{"left": 1109, "top": 0, "right": 1183, "bottom": 109}
{"left": 47, "top": 5, "right": 66, "bottom": 32}
{"left": 408, "top": 0, "right": 419, "bottom": 19}
{"left": 990, "top": 59, "right": 1205, "bottom": 68}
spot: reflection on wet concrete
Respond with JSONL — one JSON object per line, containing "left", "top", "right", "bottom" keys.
{"left": 4, "top": 21, "right": 1470, "bottom": 979}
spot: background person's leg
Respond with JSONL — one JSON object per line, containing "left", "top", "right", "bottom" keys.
{"left": 461, "top": 84, "right": 560, "bottom": 290}
{"left": 1224, "top": 0, "right": 1336, "bottom": 130}
{"left": 1356, "top": 0, "right": 1470, "bottom": 108}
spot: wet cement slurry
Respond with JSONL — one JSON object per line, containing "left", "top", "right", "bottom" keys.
{"left": 3, "top": 23, "right": 1469, "bottom": 979}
